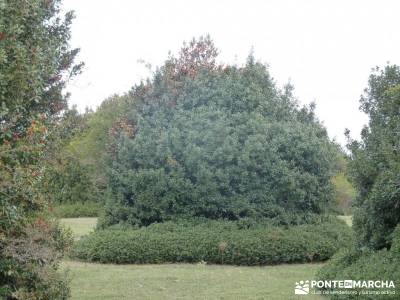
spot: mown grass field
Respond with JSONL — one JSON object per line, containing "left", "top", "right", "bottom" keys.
{"left": 62, "top": 260, "right": 325, "bottom": 300}
{"left": 60, "top": 217, "right": 97, "bottom": 240}
{"left": 61, "top": 217, "right": 334, "bottom": 300}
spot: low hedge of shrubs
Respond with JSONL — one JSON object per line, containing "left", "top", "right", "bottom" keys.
{"left": 97, "top": 211, "right": 346, "bottom": 229}
{"left": 316, "top": 225, "right": 400, "bottom": 299}
{"left": 71, "top": 218, "right": 352, "bottom": 265}
{"left": 53, "top": 202, "right": 102, "bottom": 218}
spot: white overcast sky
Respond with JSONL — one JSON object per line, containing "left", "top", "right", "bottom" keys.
{"left": 63, "top": 0, "right": 400, "bottom": 145}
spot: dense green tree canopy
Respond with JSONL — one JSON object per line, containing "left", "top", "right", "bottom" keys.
{"left": 42, "top": 95, "right": 133, "bottom": 207}
{"left": 102, "top": 37, "right": 337, "bottom": 227}
{"left": 347, "top": 65, "right": 400, "bottom": 250}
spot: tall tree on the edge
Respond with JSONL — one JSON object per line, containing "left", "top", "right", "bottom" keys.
{"left": 347, "top": 65, "right": 400, "bottom": 250}
{"left": 0, "top": 0, "right": 83, "bottom": 298}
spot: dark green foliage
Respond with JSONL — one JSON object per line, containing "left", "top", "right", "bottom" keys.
{"left": 72, "top": 218, "right": 352, "bottom": 265}
{"left": 53, "top": 202, "right": 102, "bottom": 218}
{"left": 43, "top": 96, "right": 133, "bottom": 211}
{"left": 331, "top": 173, "right": 356, "bottom": 215}
{"left": 0, "top": 0, "right": 81, "bottom": 298}
{"left": 43, "top": 156, "right": 98, "bottom": 204}
{"left": 51, "top": 105, "right": 89, "bottom": 146}
{"left": 99, "top": 199, "right": 344, "bottom": 229}
{"left": 0, "top": 1, "right": 83, "bottom": 143}
{"left": 316, "top": 225, "right": 400, "bottom": 299}
{"left": 67, "top": 95, "right": 133, "bottom": 191}
{"left": 391, "top": 225, "right": 400, "bottom": 254}
{"left": 346, "top": 65, "right": 400, "bottom": 250}
{"left": 103, "top": 37, "right": 338, "bottom": 227}
{"left": 331, "top": 153, "right": 356, "bottom": 215}
{"left": 318, "top": 65, "right": 400, "bottom": 299}
{"left": 42, "top": 105, "right": 104, "bottom": 210}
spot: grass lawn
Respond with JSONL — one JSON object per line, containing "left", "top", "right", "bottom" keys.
{"left": 62, "top": 260, "right": 325, "bottom": 300}
{"left": 337, "top": 215, "right": 353, "bottom": 227}
{"left": 60, "top": 217, "right": 97, "bottom": 240}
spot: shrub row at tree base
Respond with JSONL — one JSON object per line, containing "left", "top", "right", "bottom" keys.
{"left": 53, "top": 201, "right": 102, "bottom": 218}
{"left": 316, "top": 225, "right": 400, "bottom": 300}
{"left": 71, "top": 218, "right": 352, "bottom": 265}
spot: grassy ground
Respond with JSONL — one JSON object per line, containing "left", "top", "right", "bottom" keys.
{"left": 60, "top": 217, "right": 97, "bottom": 240}
{"left": 62, "top": 260, "right": 325, "bottom": 300}
{"left": 337, "top": 215, "right": 353, "bottom": 227}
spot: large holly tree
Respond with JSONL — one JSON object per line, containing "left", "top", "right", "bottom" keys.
{"left": 0, "top": 0, "right": 82, "bottom": 298}
{"left": 101, "top": 37, "right": 338, "bottom": 227}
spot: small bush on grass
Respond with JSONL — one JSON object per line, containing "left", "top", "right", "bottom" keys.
{"left": 71, "top": 218, "right": 352, "bottom": 265}
{"left": 316, "top": 225, "right": 400, "bottom": 299}
{"left": 53, "top": 202, "right": 102, "bottom": 218}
